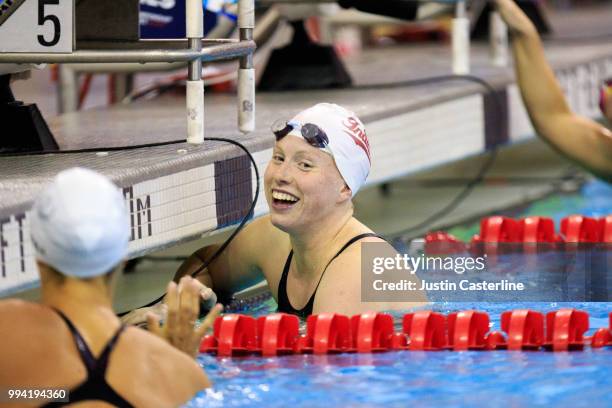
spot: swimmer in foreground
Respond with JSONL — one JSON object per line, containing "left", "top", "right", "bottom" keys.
{"left": 171, "top": 103, "right": 427, "bottom": 318}
{"left": 0, "top": 168, "right": 221, "bottom": 407}
{"left": 494, "top": 0, "right": 612, "bottom": 181}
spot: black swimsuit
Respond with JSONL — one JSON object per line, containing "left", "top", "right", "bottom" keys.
{"left": 277, "top": 233, "right": 382, "bottom": 319}
{"left": 41, "top": 310, "right": 133, "bottom": 408}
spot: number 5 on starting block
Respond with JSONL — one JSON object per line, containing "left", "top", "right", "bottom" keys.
{"left": 0, "top": 0, "right": 73, "bottom": 53}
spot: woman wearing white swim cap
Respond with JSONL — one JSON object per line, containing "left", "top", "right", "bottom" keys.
{"left": 0, "top": 168, "right": 221, "bottom": 407}
{"left": 173, "top": 103, "right": 426, "bottom": 318}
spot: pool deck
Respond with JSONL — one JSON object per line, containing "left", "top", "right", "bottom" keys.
{"left": 2, "top": 5, "right": 612, "bottom": 296}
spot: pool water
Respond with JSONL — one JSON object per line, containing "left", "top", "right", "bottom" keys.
{"left": 186, "top": 181, "right": 612, "bottom": 408}
{"left": 187, "top": 302, "right": 611, "bottom": 408}
{"left": 446, "top": 180, "right": 612, "bottom": 242}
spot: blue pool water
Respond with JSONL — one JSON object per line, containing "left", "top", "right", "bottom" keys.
{"left": 186, "top": 181, "right": 612, "bottom": 408}
{"left": 187, "top": 302, "right": 611, "bottom": 408}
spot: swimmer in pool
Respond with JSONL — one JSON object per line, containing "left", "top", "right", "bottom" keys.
{"left": 0, "top": 168, "right": 221, "bottom": 407}
{"left": 494, "top": 0, "right": 612, "bottom": 181}
{"left": 168, "top": 103, "right": 427, "bottom": 319}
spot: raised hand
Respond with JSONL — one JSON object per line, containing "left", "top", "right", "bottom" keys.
{"left": 147, "top": 276, "right": 223, "bottom": 358}
{"left": 492, "top": 0, "right": 538, "bottom": 36}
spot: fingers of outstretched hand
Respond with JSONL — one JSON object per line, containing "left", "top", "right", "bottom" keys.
{"left": 195, "top": 304, "right": 223, "bottom": 339}
{"left": 186, "top": 304, "right": 223, "bottom": 358}
{"left": 165, "top": 281, "right": 179, "bottom": 340}
{"left": 179, "top": 277, "right": 200, "bottom": 329}
{"left": 159, "top": 277, "right": 222, "bottom": 356}
{"left": 147, "top": 312, "right": 163, "bottom": 337}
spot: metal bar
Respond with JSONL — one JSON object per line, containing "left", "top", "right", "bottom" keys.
{"left": 187, "top": 38, "right": 202, "bottom": 81}
{"left": 0, "top": 41, "right": 256, "bottom": 64}
{"left": 239, "top": 29, "right": 254, "bottom": 69}
{"left": 186, "top": 0, "right": 205, "bottom": 144}
{"left": 238, "top": 0, "right": 256, "bottom": 134}
{"left": 57, "top": 64, "right": 78, "bottom": 114}
{"left": 74, "top": 38, "right": 241, "bottom": 51}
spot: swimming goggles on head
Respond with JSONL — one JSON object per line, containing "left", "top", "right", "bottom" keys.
{"left": 271, "top": 119, "right": 330, "bottom": 151}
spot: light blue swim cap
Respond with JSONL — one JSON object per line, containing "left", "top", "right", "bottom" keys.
{"left": 30, "top": 168, "right": 130, "bottom": 278}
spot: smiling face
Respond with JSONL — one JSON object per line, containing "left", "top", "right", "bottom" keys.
{"left": 264, "top": 135, "right": 352, "bottom": 233}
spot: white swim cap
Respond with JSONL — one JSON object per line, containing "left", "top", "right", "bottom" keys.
{"left": 30, "top": 168, "right": 130, "bottom": 278}
{"left": 288, "top": 103, "right": 371, "bottom": 196}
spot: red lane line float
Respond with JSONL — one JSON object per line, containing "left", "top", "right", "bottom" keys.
{"left": 519, "top": 217, "right": 558, "bottom": 244}
{"left": 403, "top": 311, "right": 447, "bottom": 351}
{"left": 200, "top": 309, "right": 610, "bottom": 355}
{"left": 518, "top": 217, "right": 561, "bottom": 253}
{"left": 501, "top": 309, "right": 545, "bottom": 350}
{"left": 423, "top": 214, "right": 610, "bottom": 256}
{"left": 350, "top": 312, "right": 396, "bottom": 352}
{"left": 257, "top": 313, "right": 300, "bottom": 356}
{"left": 599, "top": 215, "right": 612, "bottom": 243}
{"left": 478, "top": 216, "right": 521, "bottom": 243}
{"left": 447, "top": 310, "right": 490, "bottom": 351}
{"left": 200, "top": 314, "right": 258, "bottom": 356}
{"left": 591, "top": 312, "right": 612, "bottom": 348}
{"left": 484, "top": 331, "right": 506, "bottom": 350}
{"left": 297, "top": 313, "right": 352, "bottom": 354}
{"left": 544, "top": 309, "right": 589, "bottom": 351}
{"left": 471, "top": 216, "right": 521, "bottom": 256}
{"left": 561, "top": 215, "right": 600, "bottom": 243}
{"left": 424, "top": 232, "right": 467, "bottom": 255}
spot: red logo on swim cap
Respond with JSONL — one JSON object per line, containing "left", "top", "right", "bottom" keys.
{"left": 343, "top": 117, "right": 371, "bottom": 163}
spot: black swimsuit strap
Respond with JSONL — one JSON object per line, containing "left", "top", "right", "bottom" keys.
{"left": 54, "top": 310, "right": 126, "bottom": 376}
{"left": 277, "top": 233, "right": 383, "bottom": 318}
{"left": 41, "top": 310, "right": 133, "bottom": 408}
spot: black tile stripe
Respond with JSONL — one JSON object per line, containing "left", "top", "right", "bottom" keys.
{"left": 215, "top": 155, "right": 253, "bottom": 227}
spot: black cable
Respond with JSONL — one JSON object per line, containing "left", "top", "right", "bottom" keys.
{"left": 117, "top": 136, "right": 260, "bottom": 316}
{"left": 350, "top": 74, "right": 500, "bottom": 93}
{"left": 140, "top": 256, "right": 189, "bottom": 262}
{"left": 387, "top": 173, "right": 584, "bottom": 188}
{"left": 0, "top": 139, "right": 185, "bottom": 157}
{"left": 350, "top": 74, "right": 503, "bottom": 238}
{"left": 386, "top": 151, "right": 497, "bottom": 238}
{"left": 0, "top": 134, "right": 262, "bottom": 315}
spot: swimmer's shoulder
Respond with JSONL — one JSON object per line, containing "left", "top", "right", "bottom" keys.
{"left": 116, "top": 327, "right": 210, "bottom": 399}
{"left": 345, "top": 217, "right": 393, "bottom": 246}
{"left": 0, "top": 299, "right": 58, "bottom": 330}
{"left": 241, "top": 215, "right": 290, "bottom": 259}
{"left": 317, "top": 218, "right": 395, "bottom": 286}
{"left": 0, "top": 300, "right": 79, "bottom": 382}
{"left": 246, "top": 215, "right": 288, "bottom": 241}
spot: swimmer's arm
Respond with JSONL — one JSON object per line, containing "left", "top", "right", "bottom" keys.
{"left": 497, "top": 0, "right": 612, "bottom": 179}
{"left": 174, "top": 216, "right": 272, "bottom": 296}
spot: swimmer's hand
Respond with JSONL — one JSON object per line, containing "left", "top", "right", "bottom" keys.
{"left": 493, "top": 0, "right": 538, "bottom": 37}
{"left": 120, "top": 302, "right": 167, "bottom": 328}
{"left": 193, "top": 279, "right": 218, "bottom": 312}
{"left": 147, "top": 276, "right": 223, "bottom": 358}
